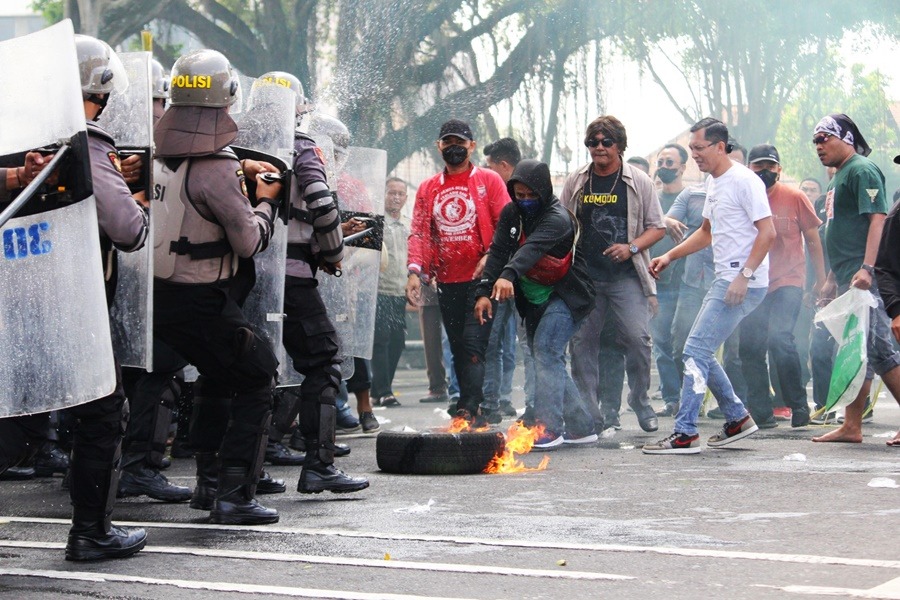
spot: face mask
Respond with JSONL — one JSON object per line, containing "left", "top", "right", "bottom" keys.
{"left": 442, "top": 145, "right": 468, "bottom": 166}
{"left": 757, "top": 169, "right": 778, "bottom": 189}
{"left": 516, "top": 199, "right": 541, "bottom": 217}
{"left": 657, "top": 167, "right": 678, "bottom": 184}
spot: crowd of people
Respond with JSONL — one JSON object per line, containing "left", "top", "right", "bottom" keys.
{"left": 1, "top": 22, "right": 899, "bottom": 564}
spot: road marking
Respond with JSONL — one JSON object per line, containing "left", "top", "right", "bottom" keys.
{"left": 0, "top": 540, "right": 631, "bottom": 581}
{"left": 0, "top": 568, "right": 477, "bottom": 600}
{"left": 759, "top": 575, "right": 900, "bottom": 599}
{"left": 3, "top": 516, "right": 899, "bottom": 570}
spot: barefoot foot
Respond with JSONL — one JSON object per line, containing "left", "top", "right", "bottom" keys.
{"left": 812, "top": 425, "right": 863, "bottom": 443}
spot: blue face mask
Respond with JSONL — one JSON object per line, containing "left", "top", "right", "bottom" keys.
{"left": 516, "top": 199, "right": 541, "bottom": 217}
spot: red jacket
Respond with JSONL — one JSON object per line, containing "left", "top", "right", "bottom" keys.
{"left": 408, "top": 165, "right": 510, "bottom": 283}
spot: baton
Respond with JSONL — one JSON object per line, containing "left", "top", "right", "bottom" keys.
{"left": 0, "top": 144, "right": 71, "bottom": 230}
{"left": 343, "top": 226, "right": 374, "bottom": 244}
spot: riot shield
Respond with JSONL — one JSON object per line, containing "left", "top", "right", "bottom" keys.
{"left": 231, "top": 82, "right": 294, "bottom": 368}
{"left": 100, "top": 51, "right": 155, "bottom": 371}
{"left": 316, "top": 147, "right": 386, "bottom": 368}
{"left": 0, "top": 20, "right": 116, "bottom": 417}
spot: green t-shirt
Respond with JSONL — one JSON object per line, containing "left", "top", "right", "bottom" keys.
{"left": 519, "top": 275, "right": 554, "bottom": 306}
{"left": 824, "top": 154, "right": 886, "bottom": 286}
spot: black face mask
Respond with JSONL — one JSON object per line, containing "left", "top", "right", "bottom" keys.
{"left": 657, "top": 167, "right": 678, "bottom": 184}
{"left": 757, "top": 169, "right": 778, "bottom": 189}
{"left": 442, "top": 145, "right": 468, "bottom": 166}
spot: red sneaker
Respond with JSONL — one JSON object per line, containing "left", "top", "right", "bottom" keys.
{"left": 772, "top": 407, "right": 792, "bottom": 421}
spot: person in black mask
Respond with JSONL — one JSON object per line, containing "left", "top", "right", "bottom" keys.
{"left": 474, "top": 159, "right": 597, "bottom": 448}
{"left": 406, "top": 119, "right": 511, "bottom": 424}
{"left": 739, "top": 144, "right": 827, "bottom": 428}
{"left": 649, "top": 143, "right": 689, "bottom": 418}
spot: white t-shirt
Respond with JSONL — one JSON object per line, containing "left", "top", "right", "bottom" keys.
{"left": 701, "top": 162, "right": 771, "bottom": 288}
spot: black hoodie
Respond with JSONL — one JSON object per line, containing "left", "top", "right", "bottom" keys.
{"left": 476, "top": 159, "right": 595, "bottom": 323}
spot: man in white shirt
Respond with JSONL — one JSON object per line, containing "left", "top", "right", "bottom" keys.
{"left": 643, "top": 118, "right": 775, "bottom": 454}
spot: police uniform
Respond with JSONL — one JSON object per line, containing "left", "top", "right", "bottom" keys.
{"left": 151, "top": 49, "right": 280, "bottom": 525}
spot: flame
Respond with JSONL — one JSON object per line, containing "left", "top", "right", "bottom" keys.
{"left": 445, "top": 416, "right": 491, "bottom": 433}
{"left": 484, "top": 421, "right": 550, "bottom": 474}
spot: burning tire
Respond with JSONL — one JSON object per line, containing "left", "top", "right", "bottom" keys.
{"left": 376, "top": 430, "right": 506, "bottom": 475}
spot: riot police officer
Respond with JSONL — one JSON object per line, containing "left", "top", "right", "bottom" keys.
{"left": 152, "top": 49, "right": 283, "bottom": 524}
{"left": 254, "top": 72, "right": 368, "bottom": 494}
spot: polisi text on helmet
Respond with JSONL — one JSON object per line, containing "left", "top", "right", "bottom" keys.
{"left": 172, "top": 74, "right": 212, "bottom": 89}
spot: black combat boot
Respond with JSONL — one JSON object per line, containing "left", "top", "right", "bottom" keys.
{"left": 33, "top": 442, "right": 69, "bottom": 477}
{"left": 264, "top": 439, "right": 305, "bottom": 466}
{"left": 190, "top": 452, "right": 218, "bottom": 510}
{"left": 297, "top": 439, "right": 369, "bottom": 494}
{"left": 257, "top": 470, "right": 286, "bottom": 494}
{"left": 210, "top": 466, "right": 279, "bottom": 525}
{"left": 118, "top": 462, "right": 192, "bottom": 502}
{"left": 65, "top": 512, "right": 147, "bottom": 561}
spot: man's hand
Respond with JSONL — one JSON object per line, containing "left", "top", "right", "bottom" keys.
{"left": 491, "top": 278, "right": 514, "bottom": 302}
{"left": 23, "top": 151, "right": 52, "bottom": 185}
{"left": 256, "top": 177, "right": 282, "bottom": 203}
{"left": 406, "top": 273, "right": 422, "bottom": 306}
{"left": 648, "top": 254, "right": 670, "bottom": 280}
{"left": 850, "top": 268, "right": 872, "bottom": 291}
{"left": 120, "top": 154, "right": 142, "bottom": 185}
{"left": 474, "top": 296, "right": 493, "bottom": 325}
{"left": 133, "top": 190, "right": 148, "bottom": 208}
{"left": 665, "top": 217, "right": 687, "bottom": 243}
{"left": 320, "top": 260, "right": 342, "bottom": 277}
{"left": 724, "top": 276, "right": 749, "bottom": 306}
{"left": 242, "top": 159, "right": 278, "bottom": 180}
{"left": 341, "top": 218, "right": 368, "bottom": 236}
{"left": 473, "top": 254, "right": 489, "bottom": 279}
{"left": 817, "top": 277, "right": 837, "bottom": 307}
{"left": 603, "top": 243, "right": 631, "bottom": 263}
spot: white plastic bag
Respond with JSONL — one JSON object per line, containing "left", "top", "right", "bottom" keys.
{"left": 813, "top": 287, "right": 877, "bottom": 412}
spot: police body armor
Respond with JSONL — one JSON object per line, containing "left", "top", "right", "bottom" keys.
{"left": 152, "top": 151, "right": 239, "bottom": 282}
{"left": 0, "top": 21, "right": 117, "bottom": 417}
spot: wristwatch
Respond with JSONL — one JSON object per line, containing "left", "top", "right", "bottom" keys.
{"left": 740, "top": 266, "right": 754, "bottom": 279}
{"left": 862, "top": 264, "right": 875, "bottom": 276}
{"left": 628, "top": 243, "right": 639, "bottom": 255}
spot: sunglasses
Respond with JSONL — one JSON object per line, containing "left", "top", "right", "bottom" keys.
{"left": 812, "top": 133, "right": 831, "bottom": 145}
{"left": 585, "top": 137, "right": 616, "bottom": 149}
{"left": 656, "top": 158, "right": 678, "bottom": 168}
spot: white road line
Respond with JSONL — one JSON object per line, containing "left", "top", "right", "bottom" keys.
{"left": 0, "top": 568, "right": 477, "bottom": 600}
{"left": 0, "top": 540, "right": 632, "bottom": 581}
{"left": 3, "top": 515, "right": 899, "bottom": 570}
{"left": 765, "top": 577, "right": 900, "bottom": 599}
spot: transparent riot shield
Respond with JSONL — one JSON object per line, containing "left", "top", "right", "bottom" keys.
{"left": 0, "top": 20, "right": 116, "bottom": 417}
{"left": 100, "top": 51, "right": 155, "bottom": 371}
{"left": 231, "top": 82, "right": 294, "bottom": 366}
{"left": 316, "top": 147, "right": 386, "bottom": 369}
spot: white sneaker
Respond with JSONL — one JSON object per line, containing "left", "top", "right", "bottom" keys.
{"left": 563, "top": 433, "right": 599, "bottom": 445}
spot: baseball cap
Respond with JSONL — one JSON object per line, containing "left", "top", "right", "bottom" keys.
{"left": 439, "top": 119, "right": 473, "bottom": 141}
{"left": 748, "top": 144, "right": 780, "bottom": 165}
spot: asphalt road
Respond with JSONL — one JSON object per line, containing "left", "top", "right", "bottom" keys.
{"left": 1, "top": 366, "right": 898, "bottom": 600}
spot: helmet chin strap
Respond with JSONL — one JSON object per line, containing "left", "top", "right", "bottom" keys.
{"left": 86, "top": 93, "right": 109, "bottom": 121}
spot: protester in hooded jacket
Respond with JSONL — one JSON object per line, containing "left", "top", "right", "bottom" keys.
{"left": 474, "top": 159, "right": 597, "bottom": 449}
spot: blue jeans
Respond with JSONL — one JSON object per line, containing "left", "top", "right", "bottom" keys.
{"left": 482, "top": 299, "right": 517, "bottom": 411}
{"left": 674, "top": 279, "right": 767, "bottom": 435}
{"left": 672, "top": 284, "right": 747, "bottom": 403}
{"left": 528, "top": 298, "right": 595, "bottom": 437}
{"left": 739, "top": 286, "right": 807, "bottom": 420}
{"left": 649, "top": 282, "right": 681, "bottom": 406}
{"left": 518, "top": 317, "right": 535, "bottom": 409}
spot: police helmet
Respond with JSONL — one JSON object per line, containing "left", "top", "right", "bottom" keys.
{"left": 310, "top": 113, "right": 350, "bottom": 173}
{"left": 151, "top": 59, "right": 170, "bottom": 100}
{"left": 169, "top": 49, "right": 240, "bottom": 108}
{"left": 75, "top": 35, "right": 128, "bottom": 98}
{"left": 253, "top": 71, "right": 308, "bottom": 113}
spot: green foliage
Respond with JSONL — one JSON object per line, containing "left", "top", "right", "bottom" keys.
{"left": 30, "top": 0, "right": 63, "bottom": 25}
{"left": 776, "top": 62, "right": 900, "bottom": 195}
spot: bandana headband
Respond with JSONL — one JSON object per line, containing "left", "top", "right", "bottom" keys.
{"left": 814, "top": 113, "right": 871, "bottom": 157}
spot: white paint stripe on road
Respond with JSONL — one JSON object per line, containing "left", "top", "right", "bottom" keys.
{"left": 4, "top": 515, "right": 900, "bottom": 570}
{"left": 756, "top": 575, "right": 900, "bottom": 599}
{"left": 0, "top": 568, "right": 477, "bottom": 600}
{"left": 0, "top": 540, "right": 632, "bottom": 581}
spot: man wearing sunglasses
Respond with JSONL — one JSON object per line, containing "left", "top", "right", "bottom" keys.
{"left": 811, "top": 114, "right": 900, "bottom": 444}
{"left": 560, "top": 115, "right": 666, "bottom": 434}
{"left": 644, "top": 118, "right": 775, "bottom": 454}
